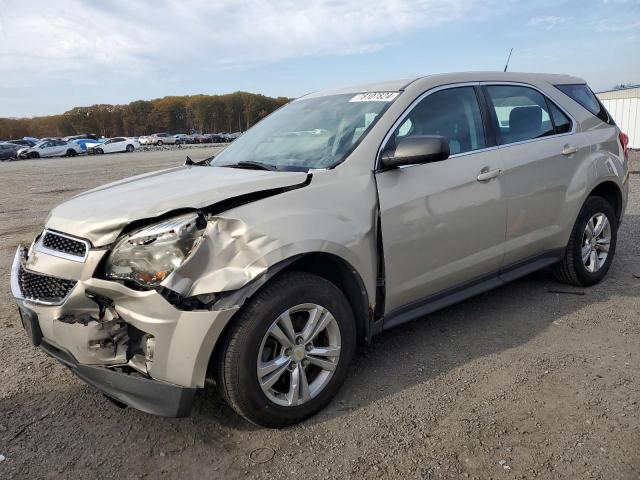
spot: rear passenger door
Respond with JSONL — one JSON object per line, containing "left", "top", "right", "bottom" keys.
{"left": 482, "top": 83, "right": 586, "bottom": 267}
{"left": 376, "top": 85, "right": 507, "bottom": 313}
{"left": 53, "top": 140, "right": 68, "bottom": 156}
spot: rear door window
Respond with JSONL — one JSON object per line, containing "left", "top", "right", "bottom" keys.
{"left": 485, "top": 85, "right": 555, "bottom": 144}
{"left": 555, "top": 84, "right": 613, "bottom": 124}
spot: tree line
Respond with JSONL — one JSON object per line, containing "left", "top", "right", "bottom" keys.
{"left": 0, "top": 92, "right": 291, "bottom": 140}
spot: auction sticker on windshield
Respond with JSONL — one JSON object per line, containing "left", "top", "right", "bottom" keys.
{"left": 349, "top": 92, "right": 399, "bottom": 102}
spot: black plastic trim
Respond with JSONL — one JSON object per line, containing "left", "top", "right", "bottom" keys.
{"left": 474, "top": 85, "right": 498, "bottom": 148}
{"left": 381, "top": 249, "right": 564, "bottom": 331}
{"left": 39, "top": 338, "right": 196, "bottom": 417}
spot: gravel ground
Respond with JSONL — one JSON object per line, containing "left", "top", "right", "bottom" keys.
{"left": 0, "top": 149, "right": 639, "bottom": 480}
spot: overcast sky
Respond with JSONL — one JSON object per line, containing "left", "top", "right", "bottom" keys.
{"left": 1, "top": 0, "right": 639, "bottom": 117}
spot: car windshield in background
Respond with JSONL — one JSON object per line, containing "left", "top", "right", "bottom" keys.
{"left": 211, "top": 92, "right": 398, "bottom": 171}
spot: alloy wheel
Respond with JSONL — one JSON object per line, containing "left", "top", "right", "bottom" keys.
{"left": 582, "top": 212, "right": 611, "bottom": 273}
{"left": 257, "top": 303, "right": 341, "bottom": 407}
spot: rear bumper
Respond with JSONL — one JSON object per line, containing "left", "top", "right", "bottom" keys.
{"left": 39, "top": 329, "right": 196, "bottom": 417}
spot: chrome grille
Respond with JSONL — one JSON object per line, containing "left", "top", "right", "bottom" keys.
{"left": 18, "top": 263, "right": 77, "bottom": 304}
{"left": 41, "top": 231, "right": 87, "bottom": 258}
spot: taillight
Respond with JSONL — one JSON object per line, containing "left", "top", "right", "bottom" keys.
{"left": 619, "top": 131, "right": 629, "bottom": 161}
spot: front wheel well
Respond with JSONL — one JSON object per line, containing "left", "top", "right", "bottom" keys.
{"left": 280, "top": 253, "right": 371, "bottom": 343}
{"left": 207, "top": 253, "right": 372, "bottom": 383}
{"left": 588, "top": 181, "right": 622, "bottom": 220}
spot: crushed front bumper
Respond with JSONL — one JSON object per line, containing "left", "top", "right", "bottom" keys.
{"left": 11, "top": 245, "right": 239, "bottom": 417}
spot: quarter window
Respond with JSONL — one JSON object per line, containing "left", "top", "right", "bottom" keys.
{"left": 485, "top": 85, "right": 555, "bottom": 144}
{"left": 556, "top": 84, "right": 612, "bottom": 124}
{"left": 389, "top": 86, "right": 486, "bottom": 156}
{"left": 549, "top": 102, "right": 572, "bottom": 134}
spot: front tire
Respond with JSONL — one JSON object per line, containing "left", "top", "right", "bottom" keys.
{"left": 157, "top": 140, "right": 163, "bottom": 146}
{"left": 214, "top": 271, "right": 356, "bottom": 428}
{"left": 126, "top": 144, "right": 134, "bottom": 152}
{"left": 553, "top": 196, "right": 618, "bottom": 286}
{"left": 28, "top": 152, "right": 39, "bottom": 159}
{"left": 95, "top": 148, "right": 104, "bottom": 155}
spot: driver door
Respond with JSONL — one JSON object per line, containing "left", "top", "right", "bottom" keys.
{"left": 103, "top": 139, "right": 115, "bottom": 153}
{"left": 375, "top": 85, "right": 507, "bottom": 315}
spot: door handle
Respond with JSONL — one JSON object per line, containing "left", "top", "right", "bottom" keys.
{"left": 562, "top": 144, "right": 579, "bottom": 156}
{"left": 477, "top": 167, "right": 502, "bottom": 182}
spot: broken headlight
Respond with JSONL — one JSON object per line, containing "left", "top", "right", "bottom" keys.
{"left": 104, "top": 212, "right": 205, "bottom": 287}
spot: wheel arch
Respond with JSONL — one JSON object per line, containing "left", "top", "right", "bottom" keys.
{"left": 587, "top": 180, "right": 623, "bottom": 221}
{"left": 205, "top": 252, "right": 371, "bottom": 384}
{"left": 278, "top": 252, "right": 371, "bottom": 343}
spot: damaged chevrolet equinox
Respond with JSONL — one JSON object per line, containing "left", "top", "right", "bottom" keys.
{"left": 12, "top": 73, "right": 629, "bottom": 427}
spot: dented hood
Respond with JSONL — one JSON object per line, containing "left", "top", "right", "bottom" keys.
{"left": 45, "top": 166, "right": 308, "bottom": 246}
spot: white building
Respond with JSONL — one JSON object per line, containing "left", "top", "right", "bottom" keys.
{"left": 597, "top": 87, "right": 640, "bottom": 149}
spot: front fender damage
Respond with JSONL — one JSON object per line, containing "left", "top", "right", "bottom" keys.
{"left": 158, "top": 171, "right": 378, "bottom": 316}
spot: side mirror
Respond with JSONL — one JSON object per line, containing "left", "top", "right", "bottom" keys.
{"left": 380, "top": 135, "right": 450, "bottom": 169}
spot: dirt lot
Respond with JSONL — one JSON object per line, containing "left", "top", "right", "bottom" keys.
{"left": 1, "top": 148, "right": 639, "bottom": 479}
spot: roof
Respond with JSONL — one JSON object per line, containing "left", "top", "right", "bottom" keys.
{"left": 597, "top": 87, "right": 640, "bottom": 100}
{"left": 301, "top": 72, "right": 585, "bottom": 99}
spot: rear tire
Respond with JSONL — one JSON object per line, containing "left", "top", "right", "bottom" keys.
{"left": 214, "top": 271, "right": 356, "bottom": 428}
{"left": 65, "top": 149, "right": 76, "bottom": 157}
{"left": 552, "top": 196, "right": 618, "bottom": 286}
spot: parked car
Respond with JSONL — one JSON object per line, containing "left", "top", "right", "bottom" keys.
{"left": 193, "top": 134, "right": 212, "bottom": 143}
{"left": 9, "top": 139, "right": 37, "bottom": 147}
{"left": 139, "top": 135, "right": 153, "bottom": 145}
{"left": 174, "top": 134, "right": 194, "bottom": 144}
{"left": 150, "top": 133, "right": 177, "bottom": 145}
{"left": 10, "top": 72, "right": 629, "bottom": 427}
{"left": 0, "top": 142, "right": 23, "bottom": 160}
{"left": 88, "top": 137, "right": 139, "bottom": 154}
{"left": 17, "top": 139, "right": 82, "bottom": 159}
{"left": 71, "top": 138, "right": 105, "bottom": 153}
{"left": 64, "top": 134, "right": 99, "bottom": 141}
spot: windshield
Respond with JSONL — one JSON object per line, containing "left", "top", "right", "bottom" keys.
{"left": 211, "top": 92, "right": 397, "bottom": 170}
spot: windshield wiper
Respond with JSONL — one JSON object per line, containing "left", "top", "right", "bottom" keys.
{"left": 225, "top": 161, "right": 279, "bottom": 171}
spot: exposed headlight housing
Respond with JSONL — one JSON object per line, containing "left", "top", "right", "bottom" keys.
{"left": 104, "top": 212, "right": 205, "bottom": 288}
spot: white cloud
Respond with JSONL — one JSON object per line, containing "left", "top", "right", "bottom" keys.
{"left": 526, "top": 15, "right": 569, "bottom": 29}
{"left": 0, "top": 0, "right": 494, "bottom": 91}
{"left": 594, "top": 18, "right": 640, "bottom": 32}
